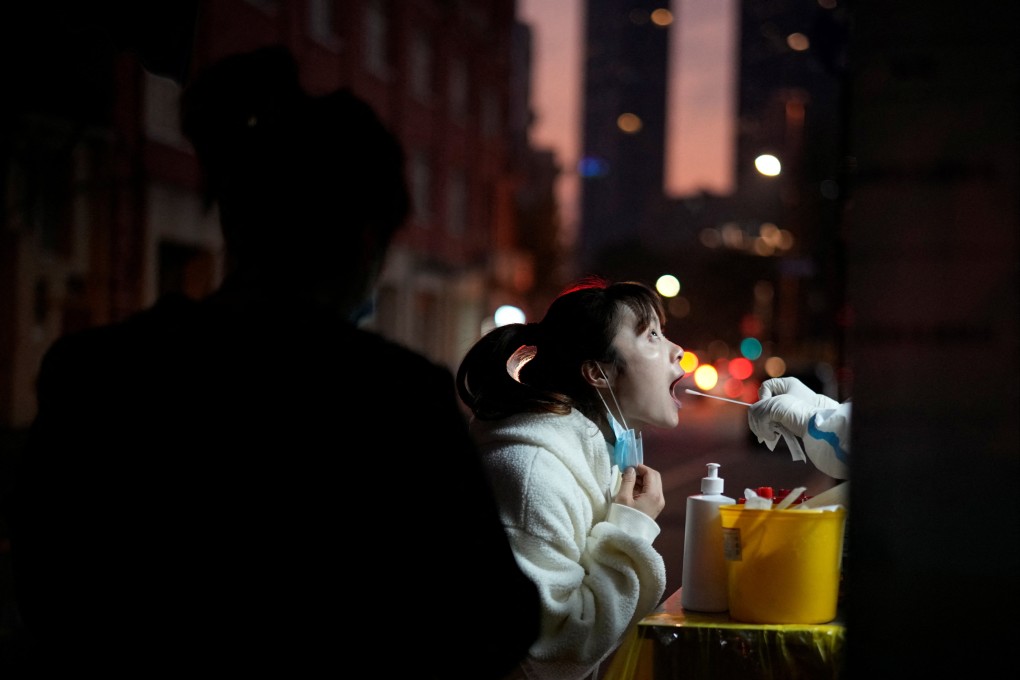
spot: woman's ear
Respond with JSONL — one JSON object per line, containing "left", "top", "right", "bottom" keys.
{"left": 581, "top": 361, "right": 609, "bottom": 388}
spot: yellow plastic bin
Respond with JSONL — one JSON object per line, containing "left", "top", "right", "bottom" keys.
{"left": 719, "top": 504, "right": 847, "bottom": 624}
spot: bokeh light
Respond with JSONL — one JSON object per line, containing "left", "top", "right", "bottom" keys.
{"left": 680, "top": 350, "right": 699, "bottom": 374}
{"left": 693, "top": 364, "right": 719, "bottom": 391}
{"left": 494, "top": 304, "right": 525, "bottom": 326}
{"left": 786, "top": 32, "right": 810, "bottom": 51}
{"left": 650, "top": 8, "right": 673, "bottom": 26}
{"left": 728, "top": 357, "right": 754, "bottom": 380}
{"left": 754, "top": 154, "right": 781, "bottom": 176}
{"left": 667, "top": 296, "right": 690, "bottom": 319}
{"left": 723, "top": 378, "right": 745, "bottom": 398}
{"left": 617, "top": 112, "right": 642, "bottom": 133}
{"left": 655, "top": 274, "right": 681, "bottom": 297}
{"left": 740, "top": 337, "right": 763, "bottom": 360}
{"left": 707, "top": 339, "right": 730, "bottom": 358}
{"left": 764, "top": 356, "right": 787, "bottom": 377}
{"left": 740, "top": 315, "right": 763, "bottom": 337}
{"left": 741, "top": 380, "right": 761, "bottom": 404}
{"left": 578, "top": 156, "right": 610, "bottom": 178}
{"left": 699, "top": 227, "right": 722, "bottom": 248}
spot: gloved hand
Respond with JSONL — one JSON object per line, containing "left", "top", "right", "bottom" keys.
{"left": 757, "top": 377, "right": 839, "bottom": 409}
{"left": 748, "top": 393, "right": 816, "bottom": 443}
{"left": 749, "top": 377, "right": 851, "bottom": 479}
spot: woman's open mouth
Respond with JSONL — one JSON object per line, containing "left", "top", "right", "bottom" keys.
{"left": 670, "top": 375, "right": 685, "bottom": 409}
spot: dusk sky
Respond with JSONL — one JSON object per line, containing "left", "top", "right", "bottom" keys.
{"left": 517, "top": 0, "right": 736, "bottom": 235}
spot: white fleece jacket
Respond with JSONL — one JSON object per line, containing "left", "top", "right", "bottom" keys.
{"left": 469, "top": 409, "right": 667, "bottom": 680}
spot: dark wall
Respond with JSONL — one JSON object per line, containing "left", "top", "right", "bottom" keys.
{"left": 844, "top": 1, "right": 1020, "bottom": 675}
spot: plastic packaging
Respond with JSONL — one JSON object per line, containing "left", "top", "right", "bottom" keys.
{"left": 680, "top": 463, "right": 735, "bottom": 612}
{"left": 743, "top": 487, "right": 773, "bottom": 510}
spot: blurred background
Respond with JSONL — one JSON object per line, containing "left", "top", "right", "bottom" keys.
{"left": 1, "top": 1, "right": 1017, "bottom": 676}
{"left": 0, "top": 0, "right": 851, "bottom": 422}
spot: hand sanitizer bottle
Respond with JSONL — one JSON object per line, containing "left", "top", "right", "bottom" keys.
{"left": 681, "top": 463, "right": 735, "bottom": 612}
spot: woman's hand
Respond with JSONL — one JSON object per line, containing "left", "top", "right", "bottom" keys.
{"left": 614, "top": 464, "right": 665, "bottom": 520}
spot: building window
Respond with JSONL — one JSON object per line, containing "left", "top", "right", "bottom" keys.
{"left": 307, "top": 0, "right": 336, "bottom": 45}
{"left": 448, "top": 56, "right": 468, "bottom": 121}
{"left": 446, "top": 169, "right": 467, "bottom": 236}
{"left": 410, "top": 149, "right": 432, "bottom": 226}
{"left": 481, "top": 86, "right": 500, "bottom": 138}
{"left": 144, "top": 72, "right": 185, "bottom": 147}
{"left": 364, "top": 0, "right": 389, "bottom": 77}
{"left": 410, "top": 29, "right": 434, "bottom": 102}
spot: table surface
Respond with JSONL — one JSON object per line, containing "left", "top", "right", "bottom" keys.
{"left": 640, "top": 587, "right": 845, "bottom": 631}
{"left": 603, "top": 588, "right": 845, "bottom": 680}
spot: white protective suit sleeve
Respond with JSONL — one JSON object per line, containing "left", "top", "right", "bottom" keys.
{"left": 748, "top": 377, "right": 851, "bottom": 480}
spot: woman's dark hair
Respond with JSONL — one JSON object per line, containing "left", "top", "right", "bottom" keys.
{"left": 456, "top": 276, "right": 666, "bottom": 423}
{"left": 179, "top": 45, "right": 410, "bottom": 282}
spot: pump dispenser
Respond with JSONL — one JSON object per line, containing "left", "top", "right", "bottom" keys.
{"left": 681, "top": 463, "right": 735, "bottom": 612}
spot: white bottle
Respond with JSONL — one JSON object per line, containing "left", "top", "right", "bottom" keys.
{"left": 680, "top": 463, "right": 735, "bottom": 612}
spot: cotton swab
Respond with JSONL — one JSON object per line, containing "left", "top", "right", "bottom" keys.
{"left": 684, "top": 388, "right": 752, "bottom": 406}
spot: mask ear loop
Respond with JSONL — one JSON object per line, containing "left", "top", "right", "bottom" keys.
{"left": 595, "top": 363, "right": 630, "bottom": 432}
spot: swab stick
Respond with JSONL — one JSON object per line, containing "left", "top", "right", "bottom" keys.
{"left": 684, "top": 389, "right": 751, "bottom": 406}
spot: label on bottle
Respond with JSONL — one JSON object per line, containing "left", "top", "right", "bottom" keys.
{"left": 722, "top": 527, "right": 742, "bottom": 561}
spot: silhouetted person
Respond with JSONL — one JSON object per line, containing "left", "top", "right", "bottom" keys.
{"left": 8, "top": 45, "right": 539, "bottom": 676}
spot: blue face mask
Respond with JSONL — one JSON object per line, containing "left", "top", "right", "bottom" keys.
{"left": 596, "top": 364, "right": 643, "bottom": 470}
{"left": 608, "top": 409, "right": 643, "bottom": 470}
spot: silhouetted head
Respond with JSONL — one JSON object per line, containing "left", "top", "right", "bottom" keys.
{"left": 180, "top": 45, "right": 410, "bottom": 313}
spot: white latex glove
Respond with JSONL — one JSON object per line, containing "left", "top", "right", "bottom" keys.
{"left": 757, "top": 377, "right": 839, "bottom": 409}
{"left": 748, "top": 393, "right": 815, "bottom": 448}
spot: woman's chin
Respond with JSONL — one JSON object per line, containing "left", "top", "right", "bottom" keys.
{"left": 647, "top": 411, "right": 680, "bottom": 429}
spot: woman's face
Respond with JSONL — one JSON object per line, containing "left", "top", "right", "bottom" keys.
{"left": 605, "top": 305, "right": 685, "bottom": 430}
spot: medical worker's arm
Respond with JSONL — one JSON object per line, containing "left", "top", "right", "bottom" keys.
{"left": 748, "top": 377, "right": 851, "bottom": 480}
